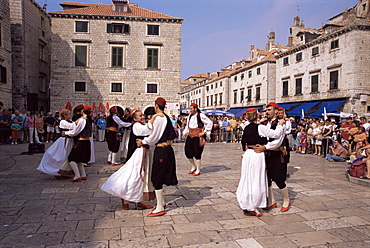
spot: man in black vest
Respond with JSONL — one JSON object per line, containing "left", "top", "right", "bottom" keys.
{"left": 254, "top": 102, "right": 291, "bottom": 212}
{"left": 136, "top": 97, "right": 177, "bottom": 217}
{"left": 182, "top": 103, "right": 213, "bottom": 176}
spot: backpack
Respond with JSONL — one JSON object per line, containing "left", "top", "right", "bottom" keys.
{"left": 348, "top": 160, "right": 367, "bottom": 178}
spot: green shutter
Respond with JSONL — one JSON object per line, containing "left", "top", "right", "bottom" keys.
{"left": 75, "top": 46, "right": 87, "bottom": 66}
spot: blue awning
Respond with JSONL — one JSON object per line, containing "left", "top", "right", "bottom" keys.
{"left": 278, "top": 102, "right": 302, "bottom": 110}
{"left": 233, "top": 105, "right": 263, "bottom": 117}
{"left": 288, "top": 101, "right": 321, "bottom": 116}
{"left": 228, "top": 108, "right": 244, "bottom": 114}
{"left": 306, "top": 99, "right": 346, "bottom": 118}
{"left": 180, "top": 108, "right": 190, "bottom": 114}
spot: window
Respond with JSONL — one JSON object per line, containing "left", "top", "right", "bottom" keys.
{"left": 233, "top": 91, "right": 237, "bottom": 104}
{"left": 75, "top": 21, "right": 88, "bottom": 32}
{"left": 75, "top": 81, "right": 86, "bottom": 92}
{"left": 331, "top": 39, "right": 339, "bottom": 50}
{"left": 146, "top": 83, "right": 158, "bottom": 93}
{"left": 240, "top": 90, "right": 244, "bottom": 103}
{"left": 257, "top": 68, "right": 261, "bottom": 75}
{"left": 296, "top": 52, "right": 302, "bottom": 62}
{"left": 206, "top": 96, "right": 209, "bottom": 106}
{"left": 255, "top": 87, "right": 260, "bottom": 100}
{"left": 147, "top": 48, "right": 159, "bottom": 69}
{"left": 240, "top": 74, "right": 244, "bottom": 80}
{"left": 111, "top": 46, "right": 123, "bottom": 67}
{"left": 234, "top": 76, "right": 237, "bottom": 82}
{"left": 312, "top": 47, "right": 319, "bottom": 56}
{"left": 220, "top": 81, "right": 222, "bottom": 87}
{"left": 283, "top": 57, "right": 289, "bottom": 65}
{"left": 247, "top": 89, "right": 252, "bottom": 101}
{"left": 206, "top": 86, "right": 209, "bottom": 91}
{"left": 111, "top": 83, "right": 122, "bottom": 93}
{"left": 147, "top": 25, "right": 159, "bottom": 35}
{"left": 107, "top": 23, "right": 130, "bottom": 34}
{"left": 39, "top": 73, "right": 46, "bottom": 92}
{"left": 39, "top": 44, "right": 45, "bottom": 61}
{"left": 311, "top": 75, "right": 319, "bottom": 92}
{"left": 214, "top": 95, "right": 218, "bottom": 105}
{"left": 295, "top": 78, "right": 302, "bottom": 95}
{"left": 0, "top": 23, "right": 2, "bottom": 47}
{"left": 248, "top": 71, "right": 252, "bottom": 78}
{"left": 219, "top": 93, "right": 223, "bottom": 104}
{"left": 211, "top": 84, "right": 213, "bottom": 89}
{"left": 329, "top": 70, "right": 339, "bottom": 90}
{"left": 0, "top": 65, "right": 7, "bottom": 84}
{"left": 215, "top": 83, "right": 218, "bottom": 88}
{"left": 210, "top": 95, "right": 213, "bottom": 106}
{"left": 74, "top": 45, "right": 87, "bottom": 66}
{"left": 283, "top": 81, "right": 288, "bottom": 96}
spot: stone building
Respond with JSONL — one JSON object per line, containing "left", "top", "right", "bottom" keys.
{"left": 275, "top": 0, "right": 370, "bottom": 116}
{"left": 49, "top": 0, "right": 183, "bottom": 112}
{"left": 0, "top": 0, "right": 12, "bottom": 108}
{"left": 10, "top": 0, "right": 52, "bottom": 112}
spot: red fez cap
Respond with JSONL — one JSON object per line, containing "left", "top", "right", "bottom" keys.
{"left": 243, "top": 107, "right": 256, "bottom": 114}
{"left": 191, "top": 103, "right": 198, "bottom": 108}
{"left": 267, "top": 102, "right": 279, "bottom": 109}
{"left": 155, "top": 97, "right": 166, "bottom": 106}
{"left": 130, "top": 108, "right": 138, "bottom": 116}
{"left": 76, "top": 104, "right": 84, "bottom": 110}
{"left": 278, "top": 107, "right": 284, "bottom": 110}
{"left": 83, "top": 104, "right": 91, "bottom": 111}
{"left": 110, "top": 106, "right": 117, "bottom": 112}
{"left": 60, "top": 109, "right": 69, "bottom": 114}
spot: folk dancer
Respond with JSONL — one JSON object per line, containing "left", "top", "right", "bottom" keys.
{"left": 236, "top": 108, "right": 285, "bottom": 217}
{"left": 101, "top": 109, "right": 156, "bottom": 210}
{"left": 106, "top": 106, "right": 132, "bottom": 165}
{"left": 37, "top": 109, "right": 80, "bottom": 178}
{"left": 182, "top": 103, "right": 213, "bottom": 176}
{"left": 254, "top": 102, "right": 291, "bottom": 212}
{"left": 120, "top": 107, "right": 133, "bottom": 163}
{"left": 136, "top": 97, "right": 178, "bottom": 217}
{"left": 67, "top": 106, "right": 93, "bottom": 182}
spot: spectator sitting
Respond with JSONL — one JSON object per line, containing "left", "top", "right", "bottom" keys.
{"left": 359, "top": 144, "right": 370, "bottom": 179}
{"left": 349, "top": 141, "right": 366, "bottom": 164}
{"left": 326, "top": 140, "right": 348, "bottom": 162}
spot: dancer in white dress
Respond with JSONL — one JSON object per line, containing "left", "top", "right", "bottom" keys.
{"left": 37, "top": 109, "right": 84, "bottom": 177}
{"left": 236, "top": 108, "right": 285, "bottom": 217}
{"left": 101, "top": 110, "right": 156, "bottom": 209}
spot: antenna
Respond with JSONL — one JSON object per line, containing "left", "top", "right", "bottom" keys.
{"left": 297, "top": 5, "right": 300, "bottom": 17}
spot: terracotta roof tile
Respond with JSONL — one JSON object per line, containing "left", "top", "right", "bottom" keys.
{"left": 51, "top": 2, "right": 181, "bottom": 19}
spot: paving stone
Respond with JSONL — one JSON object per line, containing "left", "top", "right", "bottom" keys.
{"left": 54, "top": 193, "right": 94, "bottom": 199}
{"left": 165, "top": 206, "right": 202, "bottom": 216}
{"left": 0, "top": 222, "right": 41, "bottom": 236}
{"left": 41, "top": 188, "right": 80, "bottom": 193}
{"left": 144, "top": 224, "right": 175, "bottom": 237}
{"left": 219, "top": 226, "right": 271, "bottom": 240}
{"left": 260, "top": 213, "right": 306, "bottom": 225}
{"left": 186, "top": 211, "right": 234, "bottom": 222}
{"left": 167, "top": 232, "right": 211, "bottom": 247}
{"left": 76, "top": 220, "right": 95, "bottom": 230}
{"left": 218, "top": 217, "right": 266, "bottom": 230}
{"left": 172, "top": 221, "right": 224, "bottom": 234}
{"left": 298, "top": 210, "right": 340, "bottom": 220}
{"left": 110, "top": 236, "right": 169, "bottom": 248}
{"left": 183, "top": 241, "right": 241, "bottom": 248}
{"left": 143, "top": 214, "right": 174, "bottom": 226}
{"left": 341, "top": 216, "right": 370, "bottom": 226}
{"left": 305, "top": 217, "right": 353, "bottom": 230}
{"left": 46, "top": 241, "right": 109, "bottom": 248}
{"left": 255, "top": 235, "right": 298, "bottom": 248}
{"left": 63, "top": 228, "right": 120, "bottom": 242}
{"left": 327, "top": 227, "right": 370, "bottom": 242}
{"left": 171, "top": 214, "right": 190, "bottom": 224}
{"left": 120, "top": 226, "right": 145, "bottom": 239}
{"left": 286, "top": 230, "right": 343, "bottom": 246}
{"left": 94, "top": 217, "right": 144, "bottom": 228}
{"left": 65, "top": 212, "right": 114, "bottom": 221}
{"left": 37, "top": 221, "right": 78, "bottom": 233}
{"left": 263, "top": 222, "right": 314, "bottom": 235}
{"left": 0, "top": 231, "right": 65, "bottom": 247}
{"left": 236, "top": 238, "right": 264, "bottom": 248}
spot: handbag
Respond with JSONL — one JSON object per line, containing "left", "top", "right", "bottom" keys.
{"left": 316, "top": 134, "right": 323, "bottom": 141}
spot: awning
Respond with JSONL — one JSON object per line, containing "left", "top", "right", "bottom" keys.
{"left": 180, "top": 108, "right": 190, "bottom": 114}
{"left": 278, "top": 102, "right": 302, "bottom": 110}
{"left": 228, "top": 108, "right": 244, "bottom": 114}
{"left": 233, "top": 105, "right": 264, "bottom": 117}
{"left": 202, "top": 109, "right": 234, "bottom": 116}
{"left": 288, "top": 101, "right": 321, "bottom": 116}
{"left": 307, "top": 99, "right": 346, "bottom": 118}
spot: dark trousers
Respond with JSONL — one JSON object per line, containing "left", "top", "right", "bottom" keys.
{"left": 185, "top": 136, "right": 204, "bottom": 159}
{"left": 106, "top": 130, "right": 120, "bottom": 153}
{"left": 322, "top": 138, "right": 331, "bottom": 156}
{"left": 151, "top": 146, "right": 178, "bottom": 190}
{"left": 68, "top": 140, "right": 91, "bottom": 163}
{"left": 266, "top": 151, "right": 287, "bottom": 189}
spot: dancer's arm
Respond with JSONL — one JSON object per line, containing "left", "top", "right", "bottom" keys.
{"left": 64, "top": 118, "right": 86, "bottom": 137}
{"left": 113, "top": 115, "right": 131, "bottom": 128}
{"left": 140, "top": 116, "right": 166, "bottom": 146}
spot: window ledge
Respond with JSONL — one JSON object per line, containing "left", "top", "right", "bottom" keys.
{"left": 146, "top": 68, "right": 161, "bottom": 71}
{"left": 328, "top": 88, "right": 340, "bottom": 92}
{"left": 295, "top": 60, "right": 303, "bottom": 63}
{"left": 282, "top": 95, "right": 289, "bottom": 98}
{"left": 310, "top": 91, "right": 319, "bottom": 94}
{"left": 311, "top": 54, "right": 319, "bottom": 58}
{"left": 295, "top": 93, "right": 303, "bottom": 96}
{"left": 330, "top": 48, "right": 340, "bottom": 52}
{"left": 73, "top": 91, "right": 88, "bottom": 94}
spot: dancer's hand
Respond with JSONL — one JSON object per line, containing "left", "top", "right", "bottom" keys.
{"left": 61, "top": 131, "right": 66, "bottom": 137}
{"left": 278, "top": 119, "right": 285, "bottom": 125}
{"left": 198, "top": 132, "right": 205, "bottom": 137}
{"left": 136, "top": 139, "right": 143, "bottom": 147}
{"left": 253, "top": 144, "right": 266, "bottom": 153}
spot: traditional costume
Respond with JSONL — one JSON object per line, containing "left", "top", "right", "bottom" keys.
{"left": 106, "top": 107, "right": 131, "bottom": 165}
{"left": 263, "top": 102, "right": 291, "bottom": 212}
{"left": 183, "top": 103, "right": 213, "bottom": 176}
{"left": 236, "top": 108, "right": 285, "bottom": 216}
{"left": 37, "top": 117, "right": 77, "bottom": 176}
{"left": 141, "top": 97, "right": 177, "bottom": 217}
{"left": 101, "top": 120, "right": 155, "bottom": 208}
{"left": 120, "top": 109, "right": 133, "bottom": 162}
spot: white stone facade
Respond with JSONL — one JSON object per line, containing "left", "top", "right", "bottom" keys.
{"left": 49, "top": 2, "right": 183, "bottom": 112}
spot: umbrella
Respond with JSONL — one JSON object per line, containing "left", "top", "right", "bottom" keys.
{"left": 202, "top": 109, "right": 234, "bottom": 117}
{"left": 65, "top": 102, "right": 72, "bottom": 111}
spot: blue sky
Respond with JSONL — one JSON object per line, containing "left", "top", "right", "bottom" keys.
{"left": 37, "top": 0, "right": 358, "bottom": 81}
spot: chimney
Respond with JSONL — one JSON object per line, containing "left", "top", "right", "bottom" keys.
{"left": 294, "top": 16, "right": 300, "bottom": 26}
{"left": 112, "top": 0, "right": 130, "bottom": 13}
{"left": 287, "top": 36, "right": 293, "bottom": 47}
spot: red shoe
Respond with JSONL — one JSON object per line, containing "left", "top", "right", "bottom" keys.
{"left": 137, "top": 202, "right": 153, "bottom": 209}
{"left": 280, "top": 202, "right": 290, "bottom": 212}
{"left": 153, "top": 205, "right": 167, "bottom": 211}
{"left": 262, "top": 203, "right": 277, "bottom": 210}
{"left": 248, "top": 211, "right": 263, "bottom": 217}
{"left": 121, "top": 199, "right": 129, "bottom": 210}
{"left": 147, "top": 210, "right": 166, "bottom": 217}
{"left": 84, "top": 163, "right": 91, "bottom": 167}
{"left": 80, "top": 177, "right": 87, "bottom": 180}
{"left": 193, "top": 172, "right": 201, "bottom": 176}
{"left": 111, "top": 162, "right": 121, "bottom": 166}
{"left": 70, "top": 177, "right": 82, "bottom": 182}
{"left": 106, "top": 161, "right": 111, "bottom": 164}
{"left": 188, "top": 170, "right": 195, "bottom": 174}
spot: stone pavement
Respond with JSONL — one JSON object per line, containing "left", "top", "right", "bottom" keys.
{"left": 1, "top": 141, "right": 370, "bottom": 248}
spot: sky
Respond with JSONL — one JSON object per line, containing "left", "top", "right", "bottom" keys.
{"left": 37, "top": 0, "right": 359, "bottom": 81}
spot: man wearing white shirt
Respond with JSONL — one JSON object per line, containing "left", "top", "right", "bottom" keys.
{"left": 254, "top": 102, "right": 291, "bottom": 212}
{"left": 182, "top": 103, "right": 213, "bottom": 176}
{"left": 137, "top": 97, "right": 178, "bottom": 217}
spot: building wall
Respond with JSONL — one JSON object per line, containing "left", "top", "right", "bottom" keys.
{"left": 276, "top": 27, "right": 370, "bottom": 115}
{"left": 10, "top": 0, "right": 51, "bottom": 112}
{"left": 50, "top": 16, "right": 182, "bottom": 112}
{"left": 0, "top": 0, "right": 12, "bottom": 108}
